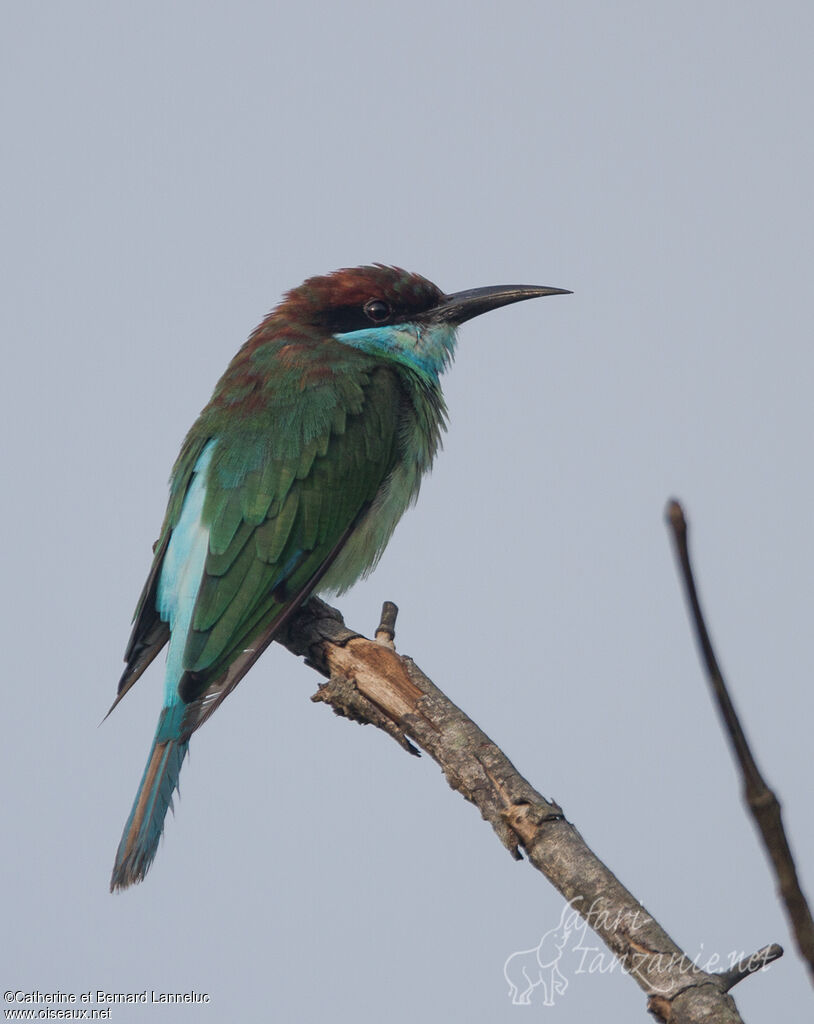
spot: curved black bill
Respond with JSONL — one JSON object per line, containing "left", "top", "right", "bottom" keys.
{"left": 424, "top": 283, "right": 572, "bottom": 326}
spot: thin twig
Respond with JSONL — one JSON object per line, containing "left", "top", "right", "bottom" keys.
{"left": 666, "top": 498, "right": 814, "bottom": 985}
{"left": 717, "top": 943, "right": 784, "bottom": 991}
{"left": 375, "top": 600, "right": 398, "bottom": 648}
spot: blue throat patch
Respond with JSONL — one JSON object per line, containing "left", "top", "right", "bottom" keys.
{"left": 332, "top": 322, "right": 457, "bottom": 382}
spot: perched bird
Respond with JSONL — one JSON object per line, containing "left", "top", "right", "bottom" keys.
{"left": 109, "top": 264, "right": 569, "bottom": 890}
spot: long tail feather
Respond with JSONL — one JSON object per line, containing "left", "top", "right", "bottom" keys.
{"left": 110, "top": 704, "right": 188, "bottom": 891}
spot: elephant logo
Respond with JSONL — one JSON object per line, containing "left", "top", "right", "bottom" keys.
{"left": 503, "top": 904, "right": 579, "bottom": 1006}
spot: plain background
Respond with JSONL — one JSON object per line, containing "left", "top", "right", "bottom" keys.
{"left": 3, "top": 2, "right": 812, "bottom": 1020}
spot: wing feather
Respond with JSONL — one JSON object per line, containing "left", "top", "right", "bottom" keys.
{"left": 176, "top": 364, "right": 402, "bottom": 716}
{"left": 111, "top": 353, "right": 403, "bottom": 735}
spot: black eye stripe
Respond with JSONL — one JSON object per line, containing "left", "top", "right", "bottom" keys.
{"left": 322, "top": 299, "right": 399, "bottom": 333}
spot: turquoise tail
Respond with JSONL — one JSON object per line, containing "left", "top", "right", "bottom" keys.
{"left": 110, "top": 704, "right": 188, "bottom": 891}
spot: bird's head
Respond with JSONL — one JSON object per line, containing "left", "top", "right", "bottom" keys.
{"left": 274, "top": 264, "right": 570, "bottom": 381}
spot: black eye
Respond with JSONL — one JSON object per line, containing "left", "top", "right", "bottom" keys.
{"left": 364, "top": 298, "right": 391, "bottom": 324}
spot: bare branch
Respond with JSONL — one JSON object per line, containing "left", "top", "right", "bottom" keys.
{"left": 666, "top": 498, "right": 814, "bottom": 985}
{"left": 278, "top": 596, "right": 778, "bottom": 1022}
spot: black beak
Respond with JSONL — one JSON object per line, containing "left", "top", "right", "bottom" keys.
{"left": 424, "top": 283, "right": 571, "bottom": 326}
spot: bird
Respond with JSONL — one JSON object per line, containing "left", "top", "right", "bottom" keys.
{"left": 109, "top": 264, "right": 569, "bottom": 890}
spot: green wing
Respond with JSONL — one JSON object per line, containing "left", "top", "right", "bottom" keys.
{"left": 176, "top": 363, "right": 402, "bottom": 735}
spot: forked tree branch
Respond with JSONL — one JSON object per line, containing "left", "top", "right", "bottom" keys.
{"left": 666, "top": 498, "right": 814, "bottom": 986}
{"left": 278, "top": 597, "right": 780, "bottom": 1022}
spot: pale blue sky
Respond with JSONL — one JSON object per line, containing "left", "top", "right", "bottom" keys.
{"left": 2, "top": 2, "right": 812, "bottom": 1020}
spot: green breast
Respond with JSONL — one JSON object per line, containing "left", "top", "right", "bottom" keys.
{"left": 320, "top": 370, "right": 447, "bottom": 595}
